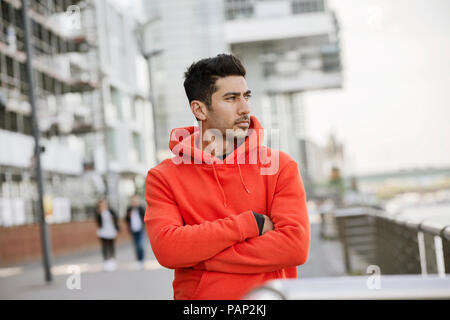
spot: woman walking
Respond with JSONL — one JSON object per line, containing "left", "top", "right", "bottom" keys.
{"left": 96, "top": 198, "right": 120, "bottom": 271}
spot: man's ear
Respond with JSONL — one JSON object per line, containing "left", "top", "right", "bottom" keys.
{"left": 190, "top": 100, "right": 207, "bottom": 121}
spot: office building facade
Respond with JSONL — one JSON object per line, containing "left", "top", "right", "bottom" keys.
{"left": 0, "top": 0, "right": 155, "bottom": 227}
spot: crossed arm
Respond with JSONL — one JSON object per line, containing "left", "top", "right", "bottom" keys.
{"left": 144, "top": 161, "right": 310, "bottom": 273}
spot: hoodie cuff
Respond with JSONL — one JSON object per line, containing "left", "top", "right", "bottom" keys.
{"left": 236, "top": 210, "right": 261, "bottom": 241}
{"left": 252, "top": 212, "right": 265, "bottom": 236}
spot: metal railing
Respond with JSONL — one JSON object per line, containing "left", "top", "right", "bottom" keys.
{"left": 332, "top": 206, "right": 450, "bottom": 276}
{"left": 244, "top": 204, "right": 450, "bottom": 300}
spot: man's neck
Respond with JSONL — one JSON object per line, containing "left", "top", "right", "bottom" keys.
{"left": 197, "top": 130, "right": 245, "bottom": 158}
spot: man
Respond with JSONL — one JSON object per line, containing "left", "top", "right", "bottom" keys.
{"left": 145, "top": 54, "right": 310, "bottom": 300}
{"left": 125, "top": 194, "right": 146, "bottom": 269}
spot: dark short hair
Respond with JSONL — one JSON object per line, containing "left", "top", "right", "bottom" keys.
{"left": 183, "top": 54, "right": 246, "bottom": 111}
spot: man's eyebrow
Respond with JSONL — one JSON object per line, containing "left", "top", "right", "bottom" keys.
{"left": 222, "top": 90, "right": 252, "bottom": 97}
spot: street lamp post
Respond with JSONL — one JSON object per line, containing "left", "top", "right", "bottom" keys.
{"left": 134, "top": 16, "right": 162, "bottom": 165}
{"left": 21, "top": 0, "right": 52, "bottom": 282}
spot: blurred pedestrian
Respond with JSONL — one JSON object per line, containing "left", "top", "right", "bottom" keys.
{"left": 96, "top": 198, "right": 120, "bottom": 271}
{"left": 125, "top": 194, "right": 146, "bottom": 270}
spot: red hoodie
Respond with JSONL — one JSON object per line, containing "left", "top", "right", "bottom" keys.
{"left": 144, "top": 116, "right": 310, "bottom": 300}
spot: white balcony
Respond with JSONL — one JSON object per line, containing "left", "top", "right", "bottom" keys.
{"left": 0, "top": 130, "right": 34, "bottom": 168}
{"left": 264, "top": 70, "right": 342, "bottom": 92}
{"left": 225, "top": 11, "right": 336, "bottom": 44}
{"left": 41, "top": 138, "right": 83, "bottom": 175}
{"left": 0, "top": 129, "right": 83, "bottom": 175}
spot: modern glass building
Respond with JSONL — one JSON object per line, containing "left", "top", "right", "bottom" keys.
{"left": 0, "top": 0, "right": 155, "bottom": 228}
{"left": 224, "top": 0, "right": 342, "bottom": 191}
{"left": 142, "top": 0, "right": 342, "bottom": 193}
{"left": 141, "top": 0, "right": 227, "bottom": 162}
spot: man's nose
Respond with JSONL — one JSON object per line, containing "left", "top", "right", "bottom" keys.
{"left": 238, "top": 97, "right": 251, "bottom": 115}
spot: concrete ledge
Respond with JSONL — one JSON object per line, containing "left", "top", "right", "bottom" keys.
{"left": 245, "top": 275, "right": 450, "bottom": 300}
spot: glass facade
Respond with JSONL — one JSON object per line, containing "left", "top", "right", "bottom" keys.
{"left": 225, "top": 0, "right": 326, "bottom": 20}
{"left": 291, "top": 0, "right": 325, "bottom": 14}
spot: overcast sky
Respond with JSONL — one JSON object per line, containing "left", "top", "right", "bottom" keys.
{"left": 303, "top": 0, "right": 450, "bottom": 175}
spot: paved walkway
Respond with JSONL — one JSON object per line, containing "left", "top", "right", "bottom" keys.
{"left": 300, "top": 214, "right": 347, "bottom": 278}
{"left": 0, "top": 238, "right": 174, "bottom": 299}
{"left": 0, "top": 215, "right": 346, "bottom": 299}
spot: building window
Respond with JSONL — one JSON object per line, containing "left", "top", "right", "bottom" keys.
{"left": 263, "top": 61, "right": 276, "bottom": 78}
{"left": 292, "top": 0, "right": 325, "bottom": 14}
{"left": 320, "top": 44, "right": 341, "bottom": 72}
{"left": 131, "top": 99, "right": 137, "bottom": 121}
{"left": 106, "top": 128, "right": 118, "bottom": 161}
{"left": 0, "top": 104, "right": 5, "bottom": 130}
{"left": 132, "top": 132, "right": 143, "bottom": 163}
{"left": 121, "top": 94, "right": 132, "bottom": 121}
{"left": 6, "top": 56, "right": 14, "bottom": 78}
{"left": 20, "top": 113, "right": 33, "bottom": 136}
{"left": 225, "top": 0, "right": 255, "bottom": 20}
{"left": 110, "top": 86, "right": 122, "bottom": 120}
{"left": 5, "top": 110, "right": 18, "bottom": 132}
{"left": 133, "top": 98, "right": 145, "bottom": 123}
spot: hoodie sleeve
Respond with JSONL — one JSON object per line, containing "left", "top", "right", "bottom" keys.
{"left": 194, "top": 161, "right": 310, "bottom": 274}
{"left": 144, "top": 168, "right": 260, "bottom": 269}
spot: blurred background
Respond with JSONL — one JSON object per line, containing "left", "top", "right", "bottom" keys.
{"left": 0, "top": 0, "right": 449, "bottom": 299}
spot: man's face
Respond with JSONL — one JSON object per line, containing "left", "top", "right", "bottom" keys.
{"left": 203, "top": 76, "right": 251, "bottom": 140}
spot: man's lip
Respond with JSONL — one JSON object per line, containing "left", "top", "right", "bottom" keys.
{"left": 236, "top": 120, "right": 250, "bottom": 125}
{"left": 236, "top": 122, "right": 249, "bottom": 128}
{"left": 236, "top": 121, "right": 250, "bottom": 127}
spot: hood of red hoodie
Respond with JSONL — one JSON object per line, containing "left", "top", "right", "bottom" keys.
{"left": 168, "top": 115, "right": 265, "bottom": 207}
{"left": 169, "top": 115, "right": 264, "bottom": 165}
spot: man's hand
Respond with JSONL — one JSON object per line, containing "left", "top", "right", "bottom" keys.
{"left": 262, "top": 215, "right": 274, "bottom": 234}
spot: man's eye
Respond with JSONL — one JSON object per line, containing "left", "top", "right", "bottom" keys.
{"left": 245, "top": 95, "right": 252, "bottom": 99}
{"left": 226, "top": 96, "right": 236, "bottom": 100}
